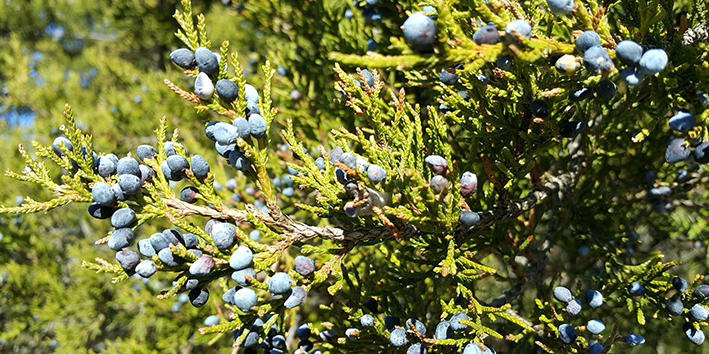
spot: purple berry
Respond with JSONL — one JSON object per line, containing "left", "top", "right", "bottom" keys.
{"left": 425, "top": 155, "right": 448, "bottom": 174}
{"left": 460, "top": 171, "right": 478, "bottom": 197}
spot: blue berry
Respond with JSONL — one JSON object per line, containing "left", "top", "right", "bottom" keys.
{"left": 406, "top": 318, "right": 426, "bottom": 335}
{"left": 505, "top": 20, "right": 532, "bottom": 46}
{"left": 575, "top": 31, "right": 600, "bottom": 53}
{"left": 204, "top": 315, "right": 220, "bottom": 327}
{"left": 232, "top": 267, "right": 256, "bottom": 286}
{"left": 116, "top": 157, "right": 140, "bottom": 177}
{"left": 115, "top": 249, "right": 140, "bottom": 271}
{"left": 530, "top": 99, "right": 549, "bottom": 118}
{"left": 345, "top": 328, "right": 359, "bottom": 340}
{"left": 434, "top": 320, "right": 451, "bottom": 339}
{"left": 389, "top": 328, "right": 407, "bottom": 347}
{"left": 284, "top": 286, "right": 307, "bottom": 308}
{"left": 625, "top": 333, "right": 645, "bottom": 346}
{"left": 459, "top": 211, "right": 480, "bottom": 226}
{"left": 402, "top": 12, "right": 437, "bottom": 52}
{"left": 364, "top": 298, "right": 378, "bottom": 313}
{"left": 339, "top": 152, "right": 356, "bottom": 169}
{"left": 190, "top": 155, "right": 210, "bottom": 178}
{"left": 439, "top": 68, "right": 459, "bottom": 86}
{"left": 296, "top": 324, "right": 311, "bottom": 340}
{"left": 559, "top": 121, "right": 585, "bottom": 138}
{"left": 450, "top": 312, "right": 469, "bottom": 331}
{"left": 111, "top": 207, "right": 136, "bottom": 228}
{"left": 52, "top": 136, "right": 73, "bottom": 157}
{"left": 295, "top": 255, "right": 315, "bottom": 277}
{"left": 211, "top": 222, "right": 236, "bottom": 250}
{"left": 249, "top": 114, "right": 268, "bottom": 138}
{"left": 282, "top": 187, "right": 295, "bottom": 197}
{"left": 232, "top": 117, "right": 250, "bottom": 141}
{"left": 244, "top": 84, "right": 259, "bottom": 109}
{"left": 669, "top": 109, "right": 696, "bottom": 132}
{"left": 639, "top": 49, "right": 668, "bottom": 75}
{"left": 366, "top": 164, "right": 387, "bottom": 183}
{"left": 684, "top": 322, "right": 705, "bottom": 345}
{"left": 690, "top": 304, "right": 708, "bottom": 321}
{"left": 585, "top": 289, "right": 603, "bottom": 308}
{"left": 249, "top": 230, "right": 260, "bottom": 241}
{"left": 167, "top": 156, "right": 190, "bottom": 179}
{"left": 88, "top": 203, "right": 114, "bottom": 219}
{"left": 407, "top": 343, "right": 426, "bottom": 354}
{"left": 695, "top": 284, "right": 709, "bottom": 299}
{"left": 587, "top": 319, "right": 605, "bottom": 334}
{"left": 583, "top": 46, "right": 614, "bottom": 74}
{"left": 558, "top": 323, "right": 577, "bottom": 344}
{"left": 588, "top": 343, "right": 603, "bottom": 354}
{"left": 233, "top": 288, "right": 257, "bottom": 311}
{"left": 546, "top": 0, "right": 574, "bottom": 14}
{"left": 158, "top": 248, "right": 184, "bottom": 267}
{"left": 139, "top": 165, "right": 154, "bottom": 184}
{"left": 553, "top": 286, "right": 573, "bottom": 303}
{"left": 360, "top": 314, "right": 374, "bottom": 327}
{"left": 269, "top": 272, "right": 292, "bottom": 294}
{"left": 112, "top": 183, "right": 126, "bottom": 201}
{"left": 673, "top": 277, "right": 689, "bottom": 293}
{"left": 620, "top": 67, "right": 643, "bottom": 86}
{"left": 170, "top": 48, "right": 196, "bottom": 69}
{"left": 361, "top": 69, "right": 375, "bottom": 88}
{"left": 189, "top": 287, "right": 210, "bottom": 308}
{"left": 213, "top": 122, "right": 238, "bottom": 145}
{"left": 615, "top": 40, "right": 643, "bottom": 66}
{"left": 460, "top": 171, "right": 477, "bottom": 197}
{"left": 385, "top": 315, "right": 400, "bottom": 331}
{"left": 190, "top": 256, "right": 215, "bottom": 276}
{"left": 496, "top": 55, "right": 513, "bottom": 70}
{"left": 425, "top": 155, "right": 448, "bottom": 175}
{"left": 566, "top": 299, "right": 582, "bottom": 315}
{"left": 555, "top": 54, "right": 580, "bottom": 74}
{"left": 216, "top": 79, "right": 239, "bottom": 102}
{"left": 150, "top": 232, "right": 171, "bottom": 252}
{"left": 135, "top": 259, "right": 156, "bottom": 278}
{"left": 666, "top": 298, "right": 684, "bottom": 315}
{"left": 194, "top": 72, "right": 215, "bottom": 100}
{"left": 195, "top": 47, "right": 219, "bottom": 75}
{"left": 137, "top": 238, "right": 156, "bottom": 257}
{"left": 473, "top": 23, "right": 500, "bottom": 45}
{"left": 108, "top": 228, "right": 135, "bottom": 250}
{"left": 117, "top": 174, "right": 141, "bottom": 195}
{"left": 164, "top": 141, "right": 187, "bottom": 156}
{"left": 229, "top": 245, "right": 254, "bottom": 270}
{"left": 628, "top": 282, "right": 645, "bottom": 296}
{"left": 98, "top": 156, "right": 117, "bottom": 178}
{"left": 228, "top": 150, "right": 251, "bottom": 172}
{"left": 595, "top": 80, "right": 616, "bottom": 100}
{"left": 568, "top": 87, "right": 592, "bottom": 101}
{"left": 430, "top": 175, "right": 449, "bottom": 194}
{"left": 665, "top": 138, "right": 690, "bottom": 163}
{"left": 463, "top": 343, "right": 495, "bottom": 354}
{"left": 215, "top": 142, "right": 236, "bottom": 158}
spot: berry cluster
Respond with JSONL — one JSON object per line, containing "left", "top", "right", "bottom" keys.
{"left": 337, "top": 298, "right": 496, "bottom": 354}
{"left": 553, "top": 285, "right": 648, "bottom": 350}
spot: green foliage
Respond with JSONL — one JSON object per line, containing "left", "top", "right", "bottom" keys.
{"left": 2, "top": 0, "right": 709, "bottom": 353}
